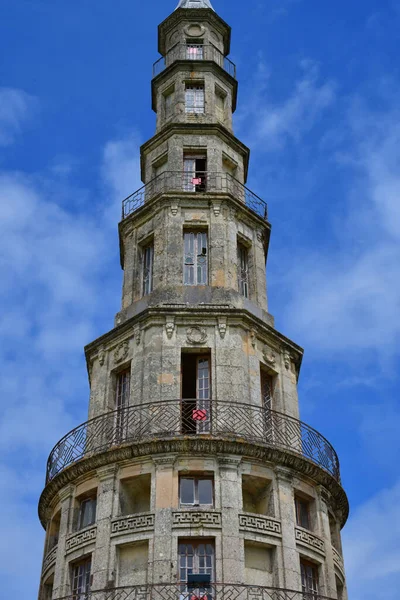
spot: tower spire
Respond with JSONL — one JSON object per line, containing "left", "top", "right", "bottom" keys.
{"left": 176, "top": 0, "right": 214, "bottom": 10}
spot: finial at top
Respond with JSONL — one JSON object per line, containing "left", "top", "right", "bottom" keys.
{"left": 175, "top": 0, "right": 214, "bottom": 10}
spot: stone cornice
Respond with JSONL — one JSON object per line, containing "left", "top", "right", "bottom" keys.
{"left": 140, "top": 123, "right": 250, "bottom": 183}
{"left": 84, "top": 304, "right": 304, "bottom": 380}
{"left": 38, "top": 436, "right": 348, "bottom": 529}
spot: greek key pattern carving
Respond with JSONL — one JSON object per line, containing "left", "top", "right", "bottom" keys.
{"left": 332, "top": 546, "right": 344, "bottom": 571}
{"left": 239, "top": 513, "right": 282, "bottom": 536}
{"left": 172, "top": 511, "right": 222, "bottom": 528}
{"left": 295, "top": 527, "right": 325, "bottom": 553}
{"left": 42, "top": 546, "right": 57, "bottom": 573}
{"left": 65, "top": 526, "right": 97, "bottom": 553}
{"left": 111, "top": 513, "right": 155, "bottom": 536}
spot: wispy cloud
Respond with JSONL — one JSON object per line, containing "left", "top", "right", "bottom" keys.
{"left": 343, "top": 479, "right": 400, "bottom": 600}
{"left": 0, "top": 88, "right": 36, "bottom": 146}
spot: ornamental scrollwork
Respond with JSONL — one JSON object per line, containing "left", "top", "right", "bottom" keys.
{"left": 186, "top": 326, "right": 207, "bottom": 345}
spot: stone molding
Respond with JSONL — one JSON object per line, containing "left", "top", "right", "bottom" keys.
{"left": 65, "top": 526, "right": 97, "bottom": 554}
{"left": 111, "top": 513, "right": 155, "bottom": 536}
{"left": 39, "top": 438, "right": 348, "bottom": 529}
{"left": 172, "top": 511, "right": 222, "bottom": 528}
{"left": 239, "top": 513, "right": 282, "bottom": 537}
{"left": 186, "top": 326, "right": 207, "bottom": 345}
{"left": 295, "top": 527, "right": 325, "bottom": 555}
{"left": 332, "top": 545, "right": 345, "bottom": 574}
{"left": 113, "top": 340, "right": 130, "bottom": 364}
{"left": 42, "top": 545, "right": 57, "bottom": 574}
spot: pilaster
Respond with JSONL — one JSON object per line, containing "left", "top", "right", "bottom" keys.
{"left": 52, "top": 484, "right": 75, "bottom": 599}
{"left": 219, "top": 456, "right": 242, "bottom": 583}
{"left": 152, "top": 455, "right": 178, "bottom": 582}
{"left": 274, "top": 467, "right": 299, "bottom": 591}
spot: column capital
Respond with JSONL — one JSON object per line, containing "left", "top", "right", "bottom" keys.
{"left": 152, "top": 454, "right": 178, "bottom": 469}
{"left": 317, "top": 485, "right": 332, "bottom": 508}
{"left": 97, "top": 464, "right": 118, "bottom": 482}
{"left": 58, "top": 484, "right": 75, "bottom": 504}
{"left": 274, "top": 466, "right": 293, "bottom": 483}
{"left": 218, "top": 456, "right": 242, "bottom": 470}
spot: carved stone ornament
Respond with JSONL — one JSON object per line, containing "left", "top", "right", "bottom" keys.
{"left": 212, "top": 203, "right": 221, "bottom": 217}
{"left": 283, "top": 349, "right": 292, "bottom": 370}
{"left": 186, "top": 326, "right": 207, "bottom": 345}
{"left": 250, "top": 329, "right": 257, "bottom": 348}
{"left": 171, "top": 204, "right": 179, "bottom": 216}
{"left": 134, "top": 326, "right": 141, "bottom": 346}
{"left": 263, "top": 346, "right": 276, "bottom": 367}
{"left": 257, "top": 230, "right": 264, "bottom": 243}
{"left": 98, "top": 346, "right": 106, "bottom": 367}
{"left": 114, "top": 341, "right": 129, "bottom": 364}
{"left": 165, "top": 316, "right": 175, "bottom": 339}
{"left": 217, "top": 317, "right": 227, "bottom": 339}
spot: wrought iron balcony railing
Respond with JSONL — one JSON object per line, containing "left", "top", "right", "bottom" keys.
{"left": 121, "top": 172, "right": 268, "bottom": 221}
{"left": 46, "top": 400, "right": 340, "bottom": 484}
{"left": 153, "top": 43, "right": 237, "bottom": 78}
{"left": 53, "top": 583, "right": 338, "bottom": 600}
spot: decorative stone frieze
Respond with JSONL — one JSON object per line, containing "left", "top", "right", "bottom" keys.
{"left": 212, "top": 203, "right": 221, "bottom": 217}
{"left": 134, "top": 325, "right": 141, "bottom": 345}
{"left": 186, "top": 326, "right": 207, "bottom": 345}
{"left": 42, "top": 545, "right": 57, "bottom": 574}
{"left": 171, "top": 203, "right": 179, "bottom": 216}
{"left": 263, "top": 346, "right": 276, "bottom": 367}
{"left": 239, "top": 513, "right": 282, "bottom": 537}
{"left": 111, "top": 513, "right": 155, "bottom": 536}
{"left": 217, "top": 317, "right": 227, "bottom": 339}
{"left": 283, "top": 350, "right": 292, "bottom": 370}
{"left": 172, "top": 511, "right": 222, "bottom": 528}
{"left": 165, "top": 316, "right": 175, "bottom": 339}
{"left": 295, "top": 527, "right": 325, "bottom": 554}
{"left": 98, "top": 345, "right": 106, "bottom": 366}
{"left": 65, "top": 526, "right": 97, "bottom": 553}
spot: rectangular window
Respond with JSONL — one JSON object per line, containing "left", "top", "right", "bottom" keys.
{"left": 185, "top": 84, "right": 205, "bottom": 114}
{"left": 142, "top": 243, "right": 154, "bottom": 296}
{"left": 164, "top": 88, "right": 174, "bottom": 119}
{"left": 215, "top": 89, "right": 226, "bottom": 122}
{"left": 77, "top": 496, "right": 97, "bottom": 530}
{"left": 237, "top": 243, "right": 249, "bottom": 298}
{"left": 186, "top": 40, "right": 204, "bottom": 60}
{"left": 184, "top": 231, "right": 208, "bottom": 285}
{"left": 180, "top": 476, "right": 214, "bottom": 506}
{"left": 295, "top": 496, "right": 311, "bottom": 530}
{"left": 72, "top": 558, "right": 91, "bottom": 599}
{"left": 181, "top": 353, "right": 211, "bottom": 435}
{"left": 179, "top": 540, "right": 215, "bottom": 585}
{"left": 183, "top": 156, "right": 207, "bottom": 192}
{"left": 115, "top": 369, "right": 131, "bottom": 443}
{"left": 300, "top": 560, "right": 319, "bottom": 595}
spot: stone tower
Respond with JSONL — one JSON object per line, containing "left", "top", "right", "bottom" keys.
{"left": 38, "top": 2, "right": 349, "bottom": 599}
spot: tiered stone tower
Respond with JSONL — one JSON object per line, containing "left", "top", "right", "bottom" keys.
{"left": 38, "top": 2, "right": 349, "bottom": 599}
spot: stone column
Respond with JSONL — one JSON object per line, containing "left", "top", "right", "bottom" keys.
{"left": 275, "top": 467, "right": 299, "bottom": 591}
{"left": 52, "top": 484, "right": 75, "bottom": 598}
{"left": 91, "top": 465, "right": 118, "bottom": 590}
{"left": 152, "top": 455, "right": 178, "bottom": 583}
{"left": 219, "top": 456, "right": 243, "bottom": 583}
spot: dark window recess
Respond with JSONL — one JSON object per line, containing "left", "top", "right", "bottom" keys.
{"left": 181, "top": 354, "right": 211, "bottom": 435}
{"left": 300, "top": 560, "right": 319, "bottom": 595}
{"left": 183, "top": 157, "right": 207, "bottom": 192}
{"left": 179, "top": 540, "right": 215, "bottom": 585}
{"left": 180, "top": 477, "right": 214, "bottom": 506}
{"left": 142, "top": 243, "right": 154, "bottom": 296}
{"left": 72, "top": 558, "right": 91, "bottom": 598}
{"left": 75, "top": 497, "right": 97, "bottom": 531}
{"left": 295, "top": 496, "right": 311, "bottom": 530}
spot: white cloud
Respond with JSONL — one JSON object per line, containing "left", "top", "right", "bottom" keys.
{"left": 0, "top": 88, "right": 36, "bottom": 146}
{"left": 343, "top": 480, "right": 400, "bottom": 600}
{"left": 237, "top": 60, "right": 336, "bottom": 150}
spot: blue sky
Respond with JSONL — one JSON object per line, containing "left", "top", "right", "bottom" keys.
{"left": 1, "top": 0, "right": 400, "bottom": 597}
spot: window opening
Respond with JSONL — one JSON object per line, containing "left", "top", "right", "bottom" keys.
{"left": 183, "top": 156, "right": 207, "bottom": 192}
{"left": 300, "top": 560, "right": 319, "bottom": 596}
{"left": 76, "top": 496, "right": 97, "bottom": 531}
{"left": 115, "top": 369, "right": 130, "bottom": 443}
{"left": 237, "top": 244, "right": 249, "bottom": 298}
{"left": 186, "top": 40, "right": 204, "bottom": 60}
{"left": 179, "top": 540, "right": 215, "bottom": 589}
{"left": 164, "top": 88, "right": 174, "bottom": 119}
{"left": 215, "top": 89, "right": 226, "bottom": 122}
{"left": 295, "top": 496, "right": 311, "bottom": 530}
{"left": 185, "top": 84, "right": 205, "bottom": 115}
{"left": 180, "top": 476, "right": 214, "bottom": 506}
{"left": 142, "top": 243, "right": 154, "bottom": 296}
{"left": 184, "top": 231, "right": 208, "bottom": 285}
{"left": 261, "top": 369, "right": 274, "bottom": 440}
{"left": 72, "top": 558, "right": 91, "bottom": 599}
{"left": 181, "top": 353, "right": 211, "bottom": 435}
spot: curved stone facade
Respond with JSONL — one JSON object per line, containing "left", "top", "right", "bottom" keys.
{"left": 37, "top": 4, "right": 349, "bottom": 600}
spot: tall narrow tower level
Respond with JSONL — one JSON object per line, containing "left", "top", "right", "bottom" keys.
{"left": 38, "top": 3, "right": 349, "bottom": 600}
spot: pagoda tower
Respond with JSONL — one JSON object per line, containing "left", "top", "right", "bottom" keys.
{"left": 38, "top": 2, "right": 349, "bottom": 599}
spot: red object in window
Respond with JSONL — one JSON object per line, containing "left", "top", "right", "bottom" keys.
{"left": 191, "top": 596, "right": 208, "bottom": 600}
{"left": 193, "top": 409, "right": 207, "bottom": 421}
{"left": 192, "top": 178, "right": 202, "bottom": 185}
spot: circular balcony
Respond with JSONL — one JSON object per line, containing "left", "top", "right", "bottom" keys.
{"left": 54, "top": 583, "right": 338, "bottom": 600}
{"left": 153, "top": 43, "right": 237, "bottom": 78}
{"left": 46, "top": 400, "right": 340, "bottom": 484}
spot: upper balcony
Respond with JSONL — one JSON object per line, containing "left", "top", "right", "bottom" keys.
{"left": 45, "top": 400, "right": 340, "bottom": 485}
{"left": 121, "top": 171, "right": 268, "bottom": 222}
{"left": 153, "top": 43, "right": 237, "bottom": 79}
